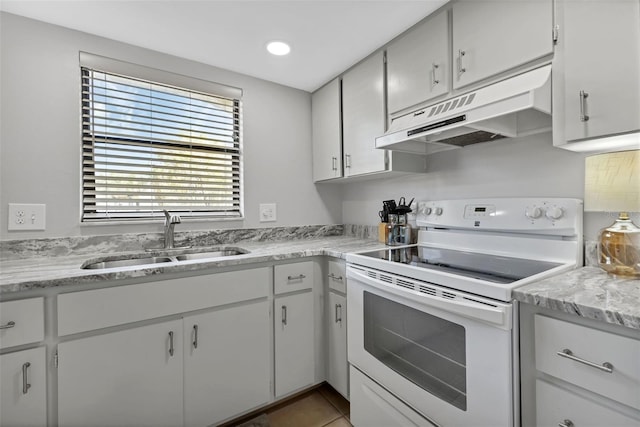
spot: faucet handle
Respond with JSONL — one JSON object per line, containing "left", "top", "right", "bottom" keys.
{"left": 162, "top": 210, "right": 181, "bottom": 224}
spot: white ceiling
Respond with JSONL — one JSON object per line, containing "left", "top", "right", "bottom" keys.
{"left": 0, "top": 0, "right": 449, "bottom": 92}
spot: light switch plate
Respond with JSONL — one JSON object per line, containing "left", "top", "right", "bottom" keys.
{"left": 8, "top": 203, "right": 46, "bottom": 231}
{"left": 259, "top": 203, "right": 277, "bottom": 222}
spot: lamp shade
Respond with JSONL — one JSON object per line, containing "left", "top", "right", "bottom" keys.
{"left": 584, "top": 150, "right": 640, "bottom": 213}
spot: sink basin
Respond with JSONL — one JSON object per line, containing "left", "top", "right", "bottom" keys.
{"left": 81, "top": 256, "right": 174, "bottom": 270}
{"left": 175, "top": 248, "right": 248, "bottom": 261}
{"left": 81, "top": 247, "right": 250, "bottom": 270}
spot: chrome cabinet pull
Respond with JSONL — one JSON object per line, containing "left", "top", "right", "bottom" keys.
{"left": 331, "top": 156, "right": 337, "bottom": 171}
{"left": 22, "top": 362, "right": 31, "bottom": 394}
{"left": 431, "top": 63, "right": 440, "bottom": 87}
{"left": 335, "top": 304, "right": 342, "bottom": 323}
{"left": 281, "top": 306, "right": 287, "bottom": 326}
{"left": 192, "top": 324, "right": 198, "bottom": 350}
{"left": 557, "top": 349, "right": 613, "bottom": 373}
{"left": 457, "top": 49, "right": 466, "bottom": 78}
{"left": 345, "top": 154, "right": 351, "bottom": 169}
{"left": 287, "top": 274, "right": 306, "bottom": 281}
{"left": 558, "top": 420, "right": 574, "bottom": 427}
{"left": 168, "top": 331, "right": 175, "bottom": 357}
{"left": 0, "top": 321, "right": 16, "bottom": 330}
{"left": 328, "top": 273, "right": 343, "bottom": 281}
{"left": 579, "top": 90, "right": 589, "bottom": 122}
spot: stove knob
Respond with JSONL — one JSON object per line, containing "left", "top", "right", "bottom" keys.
{"left": 434, "top": 207, "right": 443, "bottom": 216}
{"left": 545, "top": 206, "right": 564, "bottom": 220}
{"left": 424, "top": 207, "right": 432, "bottom": 215}
{"left": 525, "top": 206, "right": 542, "bottom": 219}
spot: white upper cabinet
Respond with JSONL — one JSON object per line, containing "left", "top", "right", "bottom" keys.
{"left": 553, "top": 0, "right": 640, "bottom": 151}
{"left": 451, "top": 0, "right": 553, "bottom": 90}
{"left": 342, "top": 51, "right": 387, "bottom": 177}
{"left": 387, "top": 9, "right": 450, "bottom": 115}
{"left": 312, "top": 78, "right": 342, "bottom": 182}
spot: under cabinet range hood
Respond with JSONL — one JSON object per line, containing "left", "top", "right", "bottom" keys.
{"left": 377, "top": 65, "right": 552, "bottom": 154}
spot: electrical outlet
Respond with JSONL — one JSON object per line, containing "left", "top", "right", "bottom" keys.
{"left": 259, "top": 203, "right": 277, "bottom": 222}
{"left": 8, "top": 203, "right": 46, "bottom": 231}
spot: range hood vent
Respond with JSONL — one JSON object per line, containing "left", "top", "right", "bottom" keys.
{"left": 376, "top": 65, "right": 552, "bottom": 154}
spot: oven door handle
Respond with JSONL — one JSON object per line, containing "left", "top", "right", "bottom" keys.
{"left": 348, "top": 267, "right": 510, "bottom": 328}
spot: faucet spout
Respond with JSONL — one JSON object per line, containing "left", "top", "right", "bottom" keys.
{"left": 162, "top": 210, "right": 181, "bottom": 249}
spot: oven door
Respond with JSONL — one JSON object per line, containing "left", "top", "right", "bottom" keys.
{"left": 347, "top": 264, "right": 517, "bottom": 427}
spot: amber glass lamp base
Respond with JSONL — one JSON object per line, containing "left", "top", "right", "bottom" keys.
{"left": 598, "top": 212, "right": 640, "bottom": 277}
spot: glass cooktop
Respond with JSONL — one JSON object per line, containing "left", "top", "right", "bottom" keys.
{"left": 356, "top": 245, "right": 563, "bottom": 284}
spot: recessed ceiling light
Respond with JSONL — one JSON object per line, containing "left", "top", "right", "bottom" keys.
{"left": 267, "top": 41, "right": 291, "bottom": 56}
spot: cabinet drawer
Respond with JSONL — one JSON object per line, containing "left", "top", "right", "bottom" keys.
{"left": 535, "top": 315, "right": 640, "bottom": 410}
{"left": 536, "top": 379, "right": 640, "bottom": 427}
{"left": 0, "top": 298, "right": 44, "bottom": 349}
{"left": 327, "top": 259, "right": 346, "bottom": 293}
{"left": 58, "top": 267, "right": 270, "bottom": 336}
{"left": 274, "top": 262, "right": 314, "bottom": 295}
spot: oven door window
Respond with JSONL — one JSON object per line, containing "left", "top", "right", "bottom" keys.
{"left": 363, "top": 291, "right": 467, "bottom": 410}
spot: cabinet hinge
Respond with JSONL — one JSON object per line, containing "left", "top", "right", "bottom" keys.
{"left": 54, "top": 350, "right": 58, "bottom": 368}
{"left": 552, "top": 25, "right": 559, "bottom": 44}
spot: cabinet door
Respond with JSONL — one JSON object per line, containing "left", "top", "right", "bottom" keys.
{"left": 184, "top": 301, "right": 271, "bottom": 427}
{"left": 342, "top": 51, "right": 386, "bottom": 177}
{"left": 387, "top": 9, "right": 449, "bottom": 115}
{"left": 327, "top": 292, "right": 348, "bottom": 399}
{"left": 0, "top": 347, "right": 46, "bottom": 427}
{"left": 58, "top": 320, "right": 183, "bottom": 427}
{"left": 274, "top": 291, "right": 315, "bottom": 397}
{"left": 555, "top": 0, "right": 640, "bottom": 144}
{"left": 452, "top": 0, "right": 553, "bottom": 90}
{"left": 312, "top": 78, "right": 342, "bottom": 182}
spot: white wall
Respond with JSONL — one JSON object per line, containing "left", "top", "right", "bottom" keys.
{"left": 0, "top": 12, "right": 342, "bottom": 240}
{"left": 340, "top": 132, "right": 615, "bottom": 240}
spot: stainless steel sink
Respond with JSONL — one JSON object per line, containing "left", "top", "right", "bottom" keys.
{"left": 175, "top": 249, "right": 248, "bottom": 261}
{"left": 82, "top": 256, "right": 174, "bottom": 270}
{"left": 81, "top": 247, "right": 250, "bottom": 270}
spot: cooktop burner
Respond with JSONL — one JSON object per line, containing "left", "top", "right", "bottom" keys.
{"left": 356, "top": 245, "right": 563, "bottom": 284}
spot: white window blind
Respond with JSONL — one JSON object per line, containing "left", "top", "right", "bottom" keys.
{"left": 81, "top": 57, "right": 242, "bottom": 221}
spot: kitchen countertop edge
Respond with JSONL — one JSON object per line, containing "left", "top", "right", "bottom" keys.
{"left": 513, "top": 266, "right": 640, "bottom": 331}
{"left": 0, "top": 236, "right": 385, "bottom": 294}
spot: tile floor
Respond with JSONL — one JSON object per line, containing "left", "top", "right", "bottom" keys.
{"left": 229, "top": 383, "right": 351, "bottom": 427}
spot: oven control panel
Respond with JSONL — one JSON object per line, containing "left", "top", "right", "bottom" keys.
{"left": 463, "top": 204, "right": 496, "bottom": 218}
{"left": 417, "top": 198, "right": 583, "bottom": 236}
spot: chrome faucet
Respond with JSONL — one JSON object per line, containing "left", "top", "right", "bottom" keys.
{"left": 163, "top": 210, "right": 181, "bottom": 249}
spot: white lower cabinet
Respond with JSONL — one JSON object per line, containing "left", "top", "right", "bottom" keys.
{"left": 520, "top": 304, "right": 640, "bottom": 426}
{"left": 327, "top": 291, "right": 348, "bottom": 398}
{"left": 184, "top": 301, "right": 271, "bottom": 427}
{"left": 274, "top": 291, "right": 315, "bottom": 397}
{"left": 58, "top": 319, "right": 184, "bottom": 427}
{"left": 536, "top": 379, "right": 640, "bottom": 427}
{"left": 0, "top": 347, "right": 47, "bottom": 427}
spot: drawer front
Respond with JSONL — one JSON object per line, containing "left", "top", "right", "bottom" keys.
{"left": 327, "top": 259, "right": 346, "bottom": 293}
{"left": 274, "top": 262, "right": 314, "bottom": 295}
{"left": 0, "top": 298, "right": 44, "bottom": 349}
{"left": 536, "top": 379, "right": 640, "bottom": 427}
{"left": 535, "top": 315, "right": 640, "bottom": 410}
{"left": 58, "top": 267, "right": 271, "bottom": 336}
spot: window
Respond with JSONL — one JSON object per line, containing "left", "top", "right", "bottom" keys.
{"left": 80, "top": 53, "right": 242, "bottom": 221}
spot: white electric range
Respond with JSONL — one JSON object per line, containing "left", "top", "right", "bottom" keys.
{"left": 346, "top": 198, "right": 583, "bottom": 427}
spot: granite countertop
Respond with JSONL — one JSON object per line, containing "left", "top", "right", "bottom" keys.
{"left": 513, "top": 266, "right": 640, "bottom": 331}
{"left": 0, "top": 235, "right": 386, "bottom": 294}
